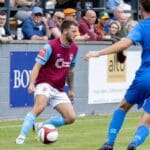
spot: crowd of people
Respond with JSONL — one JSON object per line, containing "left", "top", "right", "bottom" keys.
{"left": 0, "top": 0, "right": 138, "bottom": 43}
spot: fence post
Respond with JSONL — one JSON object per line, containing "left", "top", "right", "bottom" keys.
{"left": 5, "top": 0, "right": 10, "bottom": 31}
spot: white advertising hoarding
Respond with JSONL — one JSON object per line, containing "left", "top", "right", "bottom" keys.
{"left": 88, "top": 50, "right": 141, "bottom": 104}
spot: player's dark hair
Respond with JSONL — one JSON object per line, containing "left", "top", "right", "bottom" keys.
{"left": 61, "top": 20, "right": 78, "bottom": 32}
{"left": 139, "top": 0, "right": 150, "bottom": 12}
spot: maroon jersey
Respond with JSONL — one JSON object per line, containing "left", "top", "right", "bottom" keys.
{"left": 35, "top": 38, "right": 78, "bottom": 91}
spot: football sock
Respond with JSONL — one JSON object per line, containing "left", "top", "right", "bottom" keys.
{"left": 130, "top": 125, "right": 149, "bottom": 146}
{"left": 20, "top": 112, "right": 36, "bottom": 137}
{"left": 43, "top": 115, "right": 65, "bottom": 127}
{"left": 106, "top": 109, "right": 126, "bottom": 144}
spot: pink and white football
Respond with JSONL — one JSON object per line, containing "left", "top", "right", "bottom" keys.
{"left": 38, "top": 124, "right": 58, "bottom": 144}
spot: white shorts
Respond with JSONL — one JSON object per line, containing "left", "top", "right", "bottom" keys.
{"left": 34, "top": 83, "right": 71, "bottom": 108}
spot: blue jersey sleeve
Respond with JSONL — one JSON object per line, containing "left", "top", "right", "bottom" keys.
{"left": 70, "top": 54, "right": 77, "bottom": 68}
{"left": 35, "top": 44, "right": 52, "bottom": 65}
{"left": 127, "top": 24, "right": 142, "bottom": 45}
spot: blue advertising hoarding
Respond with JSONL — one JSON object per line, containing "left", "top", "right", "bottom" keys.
{"left": 10, "top": 52, "right": 37, "bottom": 107}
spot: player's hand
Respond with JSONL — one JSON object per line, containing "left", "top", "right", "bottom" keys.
{"left": 84, "top": 51, "right": 99, "bottom": 61}
{"left": 68, "top": 90, "right": 75, "bottom": 101}
{"left": 28, "top": 83, "right": 36, "bottom": 93}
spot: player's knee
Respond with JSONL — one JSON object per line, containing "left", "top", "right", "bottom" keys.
{"left": 65, "top": 114, "right": 76, "bottom": 124}
{"left": 119, "top": 101, "right": 131, "bottom": 112}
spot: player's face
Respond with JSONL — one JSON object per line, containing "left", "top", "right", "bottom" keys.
{"left": 65, "top": 25, "right": 78, "bottom": 43}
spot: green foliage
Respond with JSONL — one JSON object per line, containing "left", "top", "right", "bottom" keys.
{"left": 0, "top": 113, "right": 149, "bottom": 150}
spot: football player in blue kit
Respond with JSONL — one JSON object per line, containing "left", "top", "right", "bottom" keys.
{"left": 84, "top": 0, "right": 150, "bottom": 150}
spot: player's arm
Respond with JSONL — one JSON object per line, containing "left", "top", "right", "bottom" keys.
{"left": 66, "top": 67, "right": 75, "bottom": 100}
{"left": 28, "top": 62, "right": 42, "bottom": 93}
{"left": 67, "top": 67, "right": 74, "bottom": 91}
{"left": 84, "top": 23, "right": 142, "bottom": 60}
{"left": 28, "top": 44, "right": 52, "bottom": 93}
{"left": 66, "top": 53, "right": 77, "bottom": 100}
{"left": 84, "top": 38, "right": 132, "bottom": 60}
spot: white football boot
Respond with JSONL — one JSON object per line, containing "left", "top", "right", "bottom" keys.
{"left": 16, "top": 135, "right": 26, "bottom": 144}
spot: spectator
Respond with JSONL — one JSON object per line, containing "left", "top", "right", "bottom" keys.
{"left": 109, "top": 21, "right": 121, "bottom": 39}
{"left": 64, "top": 8, "right": 77, "bottom": 22}
{"left": 22, "top": 6, "right": 50, "bottom": 40}
{"left": 11, "top": 0, "right": 36, "bottom": 7}
{"left": 104, "top": 21, "right": 121, "bottom": 41}
{"left": 0, "top": 0, "right": 37, "bottom": 21}
{"left": 79, "top": 9, "right": 102, "bottom": 41}
{"left": 0, "top": 11, "right": 15, "bottom": 43}
{"left": 121, "top": 1, "right": 132, "bottom": 18}
{"left": 64, "top": 8, "right": 90, "bottom": 41}
{"left": 13, "top": 0, "right": 37, "bottom": 21}
{"left": 115, "top": 13, "right": 128, "bottom": 63}
{"left": 117, "top": 13, "right": 129, "bottom": 37}
{"left": 113, "top": 5, "right": 125, "bottom": 21}
{"left": 48, "top": 11, "right": 64, "bottom": 39}
{"left": 104, "top": 5, "right": 125, "bottom": 33}
{"left": 46, "top": 0, "right": 56, "bottom": 10}
{"left": 106, "top": 0, "right": 123, "bottom": 12}
{"left": 95, "top": 11, "right": 110, "bottom": 39}
{"left": 0, "top": 0, "right": 3, "bottom": 6}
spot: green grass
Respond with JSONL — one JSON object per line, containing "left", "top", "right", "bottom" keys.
{"left": 0, "top": 112, "right": 150, "bottom": 150}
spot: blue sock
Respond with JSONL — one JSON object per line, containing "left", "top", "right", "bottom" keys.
{"left": 20, "top": 112, "right": 36, "bottom": 137}
{"left": 106, "top": 109, "right": 126, "bottom": 144}
{"left": 130, "top": 125, "right": 149, "bottom": 146}
{"left": 43, "top": 115, "right": 65, "bottom": 127}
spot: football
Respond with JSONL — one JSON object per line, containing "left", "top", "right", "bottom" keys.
{"left": 38, "top": 124, "right": 58, "bottom": 144}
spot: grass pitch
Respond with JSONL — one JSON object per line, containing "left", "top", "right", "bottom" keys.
{"left": 0, "top": 112, "right": 149, "bottom": 150}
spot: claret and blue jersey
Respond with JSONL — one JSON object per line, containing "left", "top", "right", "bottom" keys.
{"left": 35, "top": 38, "right": 78, "bottom": 91}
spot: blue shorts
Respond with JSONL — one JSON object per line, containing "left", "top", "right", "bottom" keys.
{"left": 124, "top": 70, "right": 150, "bottom": 113}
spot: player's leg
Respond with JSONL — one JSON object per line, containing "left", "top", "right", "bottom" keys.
{"left": 55, "top": 102, "right": 76, "bottom": 125}
{"left": 16, "top": 95, "right": 48, "bottom": 144}
{"left": 127, "top": 73, "right": 150, "bottom": 149}
{"left": 98, "top": 99, "right": 133, "bottom": 150}
{"left": 16, "top": 83, "right": 50, "bottom": 144}
{"left": 127, "top": 99, "right": 150, "bottom": 150}
{"left": 43, "top": 103, "right": 75, "bottom": 128}
{"left": 33, "top": 103, "right": 75, "bottom": 133}
{"left": 99, "top": 75, "right": 149, "bottom": 150}
{"left": 41, "top": 91, "right": 75, "bottom": 127}
{"left": 42, "top": 102, "right": 75, "bottom": 127}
